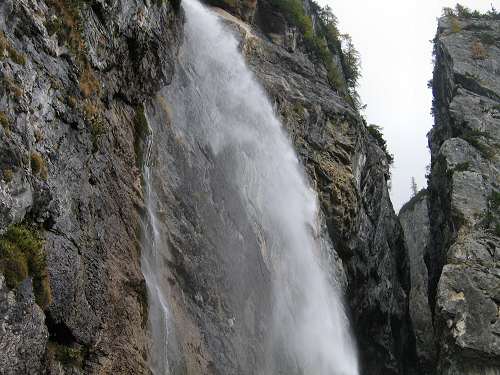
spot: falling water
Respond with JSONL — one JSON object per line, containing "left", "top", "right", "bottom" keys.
{"left": 141, "top": 128, "right": 171, "bottom": 375}
{"left": 142, "top": 0, "right": 359, "bottom": 373}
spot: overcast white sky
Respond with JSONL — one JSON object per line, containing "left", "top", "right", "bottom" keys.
{"left": 316, "top": 0, "right": 497, "bottom": 211}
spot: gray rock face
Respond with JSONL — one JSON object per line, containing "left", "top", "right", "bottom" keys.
{"left": 0, "top": 0, "right": 422, "bottom": 374}
{"left": 426, "top": 13, "right": 500, "bottom": 375}
{"left": 0, "top": 275, "right": 48, "bottom": 375}
{"left": 0, "top": 0, "right": 183, "bottom": 373}
{"left": 399, "top": 191, "right": 435, "bottom": 373}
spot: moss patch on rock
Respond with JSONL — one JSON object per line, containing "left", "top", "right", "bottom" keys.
{"left": 47, "top": 342, "right": 86, "bottom": 368}
{"left": 0, "top": 224, "right": 51, "bottom": 309}
{"left": 0, "top": 31, "right": 27, "bottom": 65}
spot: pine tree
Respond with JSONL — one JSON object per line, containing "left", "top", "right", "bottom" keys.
{"left": 410, "top": 177, "right": 418, "bottom": 197}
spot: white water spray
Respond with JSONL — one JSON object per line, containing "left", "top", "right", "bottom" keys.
{"left": 141, "top": 131, "right": 171, "bottom": 375}
{"left": 142, "top": 0, "right": 359, "bottom": 373}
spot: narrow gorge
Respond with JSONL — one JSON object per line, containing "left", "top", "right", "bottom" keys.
{"left": 0, "top": 1, "right": 498, "bottom": 375}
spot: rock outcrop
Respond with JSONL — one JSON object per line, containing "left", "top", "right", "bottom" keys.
{"left": 400, "top": 11, "right": 500, "bottom": 375}
{"left": 399, "top": 190, "right": 435, "bottom": 373}
{"left": 6, "top": 0, "right": 484, "bottom": 374}
{"left": 427, "top": 13, "right": 500, "bottom": 375}
{"left": 0, "top": 0, "right": 183, "bottom": 373}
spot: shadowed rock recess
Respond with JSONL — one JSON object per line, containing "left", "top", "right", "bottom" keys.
{"left": 0, "top": 1, "right": 497, "bottom": 375}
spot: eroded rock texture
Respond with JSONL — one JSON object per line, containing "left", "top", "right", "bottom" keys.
{"left": 426, "top": 14, "right": 500, "bottom": 375}
{"left": 399, "top": 190, "right": 435, "bottom": 373}
{"left": 0, "top": 0, "right": 183, "bottom": 373}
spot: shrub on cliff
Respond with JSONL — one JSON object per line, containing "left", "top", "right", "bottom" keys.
{"left": 0, "top": 224, "right": 51, "bottom": 309}
{"left": 268, "top": 0, "right": 361, "bottom": 107}
{"left": 443, "top": 4, "right": 500, "bottom": 20}
{"left": 367, "top": 124, "right": 394, "bottom": 166}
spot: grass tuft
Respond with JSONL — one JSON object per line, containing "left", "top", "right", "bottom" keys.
{"left": 47, "top": 342, "right": 86, "bottom": 368}
{"left": 3, "top": 168, "right": 13, "bottom": 183}
{"left": 0, "top": 31, "right": 27, "bottom": 65}
{"left": 471, "top": 40, "right": 488, "bottom": 60}
{"left": 31, "top": 153, "right": 48, "bottom": 180}
{"left": 0, "top": 224, "right": 51, "bottom": 309}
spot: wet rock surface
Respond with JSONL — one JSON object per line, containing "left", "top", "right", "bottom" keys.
{"left": 0, "top": 0, "right": 183, "bottom": 373}
{"left": 4, "top": 1, "right": 498, "bottom": 375}
{"left": 216, "top": 6, "right": 415, "bottom": 374}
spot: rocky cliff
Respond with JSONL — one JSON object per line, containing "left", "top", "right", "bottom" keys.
{"left": 235, "top": 3, "right": 416, "bottom": 373}
{"left": 0, "top": 0, "right": 426, "bottom": 375}
{"left": 399, "top": 10, "right": 500, "bottom": 375}
{"left": 429, "top": 12, "right": 500, "bottom": 375}
{"left": 0, "top": 0, "right": 182, "bottom": 373}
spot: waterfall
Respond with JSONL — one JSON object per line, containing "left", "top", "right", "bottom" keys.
{"left": 141, "top": 0, "right": 359, "bottom": 373}
{"left": 141, "top": 128, "right": 171, "bottom": 375}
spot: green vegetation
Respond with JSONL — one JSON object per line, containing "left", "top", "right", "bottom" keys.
{"left": 34, "top": 129, "right": 44, "bottom": 143}
{"left": 454, "top": 161, "right": 470, "bottom": 172}
{"left": 443, "top": 4, "right": 500, "bottom": 20}
{"left": 479, "top": 32, "right": 496, "bottom": 46}
{"left": 79, "top": 64, "right": 100, "bottom": 98}
{"left": 0, "top": 224, "right": 51, "bottom": 309}
{"left": 450, "top": 18, "right": 462, "bottom": 33}
{"left": 48, "top": 342, "right": 86, "bottom": 368}
{"left": 31, "top": 153, "right": 48, "bottom": 180}
{"left": 491, "top": 190, "right": 500, "bottom": 210}
{"left": 462, "top": 129, "right": 494, "bottom": 159}
{"left": 82, "top": 101, "right": 106, "bottom": 152}
{"left": 367, "top": 124, "right": 394, "bottom": 165}
{"left": 3, "top": 168, "right": 13, "bottom": 183}
{"left": 399, "top": 188, "right": 428, "bottom": 215}
{"left": 0, "top": 111, "right": 10, "bottom": 132}
{"left": 268, "top": 0, "right": 361, "bottom": 107}
{"left": 485, "top": 190, "right": 500, "bottom": 236}
{"left": 3, "top": 76, "right": 24, "bottom": 101}
{"left": 46, "top": 0, "right": 108, "bottom": 151}
{"left": 0, "top": 31, "right": 27, "bottom": 65}
{"left": 45, "top": 0, "right": 87, "bottom": 57}
{"left": 471, "top": 40, "right": 488, "bottom": 60}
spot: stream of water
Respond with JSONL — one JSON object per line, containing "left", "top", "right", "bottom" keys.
{"left": 141, "top": 0, "right": 359, "bottom": 373}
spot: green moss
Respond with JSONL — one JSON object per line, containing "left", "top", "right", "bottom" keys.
{"left": 48, "top": 342, "right": 86, "bottom": 368}
{"left": 0, "top": 224, "right": 51, "bottom": 309}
